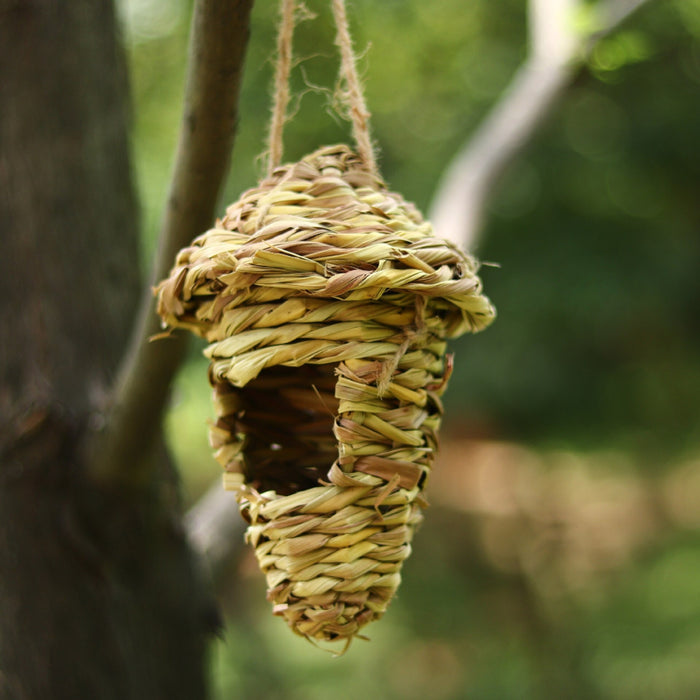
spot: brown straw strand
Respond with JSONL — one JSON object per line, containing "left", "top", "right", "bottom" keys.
{"left": 331, "top": 0, "right": 378, "bottom": 175}
{"left": 267, "top": 0, "right": 297, "bottom": 176}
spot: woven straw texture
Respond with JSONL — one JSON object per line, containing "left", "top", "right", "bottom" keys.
{"left": 157, "top": 144, "right": 495, "bottom": 642}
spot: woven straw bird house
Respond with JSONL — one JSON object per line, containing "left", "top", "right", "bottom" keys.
{"left": 157, "top": 143, "right": 495, "bottom": 643}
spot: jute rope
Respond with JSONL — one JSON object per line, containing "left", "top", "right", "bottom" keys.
{"left": 267, "top": 0, "right": 378, "bottom": 176}
{"left": 267, "top": 0, "right": 296, "bottom": 176}
{"left": 330, "top": 0, "right": 378, "bottom": 175}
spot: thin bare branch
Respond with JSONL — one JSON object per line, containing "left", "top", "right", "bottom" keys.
{"left": 429, "top": 57, "right": 573, "bottom": 252}
{"left": 429, "top": 0, "right": 652, "bottom": 252}
{"left": 185, "top": 481, "right": 247, "bottom": 586}
{"left": 530, "top": 0, "right": 578, "bottom": 62}
{"left": 88, "top": 0, "right": 254, "bottom": 485}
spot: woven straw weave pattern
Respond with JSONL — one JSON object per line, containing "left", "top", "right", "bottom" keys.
{"left": 157, "top": 144, "right": 495, "bottom": 642}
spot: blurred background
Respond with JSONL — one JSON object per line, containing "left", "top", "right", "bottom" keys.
{"left": 119, "top": 0, "right": 700, "bottom": 697}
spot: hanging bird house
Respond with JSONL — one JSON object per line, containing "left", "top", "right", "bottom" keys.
{"left": 156, "top": 1, "right": 495, "bottom": 646}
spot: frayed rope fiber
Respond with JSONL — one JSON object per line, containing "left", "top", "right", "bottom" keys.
{"left": 156, "top": 144, "right": 495, "bottom": 643}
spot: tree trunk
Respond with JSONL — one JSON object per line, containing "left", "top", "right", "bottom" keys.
{"left": 0, "top": 2, "right": 214, "bottom": 697}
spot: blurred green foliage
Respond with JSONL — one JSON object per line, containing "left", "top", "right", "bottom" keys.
{"left": 202, "top": 510, "right": 700, "bottom": 700}
{"left": 119, "top": 0, "right": 700, "bottom": 697}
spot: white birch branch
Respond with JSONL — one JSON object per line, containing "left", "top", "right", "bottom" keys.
{"left": 429, "top": 0, "right": 652, "bottom": 252}
{"left": 185, "top": 481, "right": 247, "bottom": 585}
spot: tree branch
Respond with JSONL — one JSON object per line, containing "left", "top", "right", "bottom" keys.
{"left": 429, "top": 0, "right": 652, "bottom": 252}
{"left": 88, "top": 0, "right": 255, "bottom": 485}
{"left": 185, "top": 481, "right": 247, "bottom": 587}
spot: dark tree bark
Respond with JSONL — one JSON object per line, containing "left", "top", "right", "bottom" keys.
{"left": 0, "top": 1, "right": 252, "bottom": 698}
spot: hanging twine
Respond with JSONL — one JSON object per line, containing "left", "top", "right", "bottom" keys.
{"left": 267, "top": 0, "right": 296, "bottom": 176}
{"left": 330, "top": 0, "right": 378, "bottom": 175}
{"left": 266, "top": 0, "right": 378, "bottom": 176}
{"left": 156, "top": 0, "right": 495, "bottom": 646}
